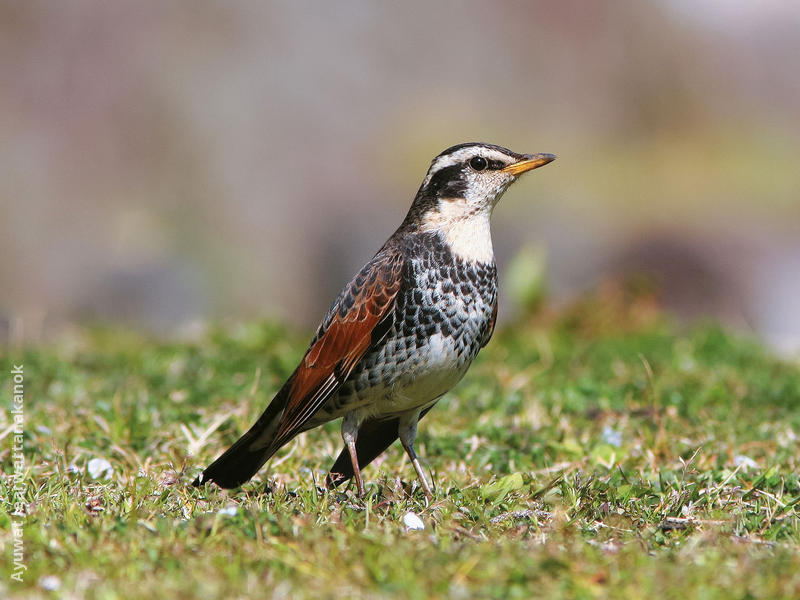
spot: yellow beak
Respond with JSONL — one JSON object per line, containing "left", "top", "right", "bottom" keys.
{"left": 501, "top": 153, "right": 556, "bottom": 176}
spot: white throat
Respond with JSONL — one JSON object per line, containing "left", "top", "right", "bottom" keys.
{"left": 419, "top": 200, "right": 494, "bottom": 264}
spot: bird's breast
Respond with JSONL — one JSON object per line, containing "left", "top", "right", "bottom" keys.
{"left": 334, "top": 242, "right": 498, "bottom": 418}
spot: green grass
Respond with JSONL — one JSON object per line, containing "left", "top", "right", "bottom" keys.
{"left": 2, "top": 287, "right": 800, "bottom": 598}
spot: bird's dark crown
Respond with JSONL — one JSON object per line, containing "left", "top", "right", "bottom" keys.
{"left": 434, "top": 142, "right": 528, "bottom": 162}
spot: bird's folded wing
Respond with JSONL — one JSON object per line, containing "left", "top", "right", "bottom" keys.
{"left": 270, "top": 250, "right": 404, "bottom": 449}
{"left": 482, "top": 300, "right": 498, "bottom": 348}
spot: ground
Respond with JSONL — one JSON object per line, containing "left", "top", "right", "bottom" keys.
{"left": 1, "top": 285, "right": 799, "bottom": 599}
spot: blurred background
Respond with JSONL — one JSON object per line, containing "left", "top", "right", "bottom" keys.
{"left": 1, "top": 1, "right": 799, "bottom": 353}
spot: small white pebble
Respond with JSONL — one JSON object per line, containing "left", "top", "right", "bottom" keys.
{"left": 169, "top": 389, "right": 188, "bottom": 402}
{"left": 39, "top": 575, "right": 61, "bottom": 591}
{"left": 402, "top": 511, "right": 425, "bottom": 531}
{"left": 87, "top": 458, "right": 113, "bottom": 480}
{"left": 218, "top": 506, "right": 238, "bottom": 516}
{"left": 734, "top": 455, "right": 758, "bottom": 471}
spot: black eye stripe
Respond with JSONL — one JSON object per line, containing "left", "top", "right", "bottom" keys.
{"left": 487, "top": 159, "right": 505, "bottom": 170}
{"left": 423, "top": 154, "right": 510, "bottom": 199}
{"left": 468, "top": 156, "right": 506, "bottom": 171}
{"left": 426, "top": 164, "right": 468, "bottom": 198}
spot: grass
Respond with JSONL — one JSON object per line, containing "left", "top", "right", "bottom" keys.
{"left": 2, "top": 284, "right": 800, "bottom": 598}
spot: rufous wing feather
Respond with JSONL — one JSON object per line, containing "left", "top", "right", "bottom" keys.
{"left": 270, "top": 250, "right": 404, "bottom": 449}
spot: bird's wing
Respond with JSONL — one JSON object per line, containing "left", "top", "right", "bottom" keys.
{"left": 481, "top": 300, "right": 498, "bottom": 348}
{"left": 192, "top": 247, "right": 404, "bottom": 489}
{"left": 269, "top": 248, "right": 404, "bottom": 450}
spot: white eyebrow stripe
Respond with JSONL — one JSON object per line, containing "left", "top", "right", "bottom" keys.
{"left": 424, "top": 147, "right": 516, "bottom": 186}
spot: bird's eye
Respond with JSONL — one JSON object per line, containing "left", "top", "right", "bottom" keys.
{"left": 469, "top": 156, "right": 487, "bottom": 171}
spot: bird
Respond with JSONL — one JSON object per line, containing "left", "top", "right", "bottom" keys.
{"left": 192, "top": 142, "right": 555, "bottom": 498}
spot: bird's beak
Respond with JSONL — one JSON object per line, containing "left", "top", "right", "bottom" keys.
{"left": 501, "top": 153, "right": 557, "bottom": 176}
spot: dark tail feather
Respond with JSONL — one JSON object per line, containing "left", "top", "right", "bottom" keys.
{"left": 326, "top": 406, "right": 434, "bottom": 488}
{"left": 191, "top": 426, "right": 279, "bottom": 489}
{"left": 192, "top": 379, "right": 294, "bottom": 489}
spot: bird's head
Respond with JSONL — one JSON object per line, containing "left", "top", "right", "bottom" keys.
{"left": 407, "top": 142, "right": 555, "bottom": 224}
{"left": 402, "top": 143, "right": 555, "bottom": 261}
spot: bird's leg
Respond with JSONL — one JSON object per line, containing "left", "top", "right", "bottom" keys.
{"left": 398, "top": 411, "right": 433, "bottom": 500}
{"left": 341, "top": 411, "right": 365, "bottom": 497}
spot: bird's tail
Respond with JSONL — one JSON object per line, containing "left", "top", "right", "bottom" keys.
{"left": 192, "top": 379, "right": 293, "bottom": 489}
